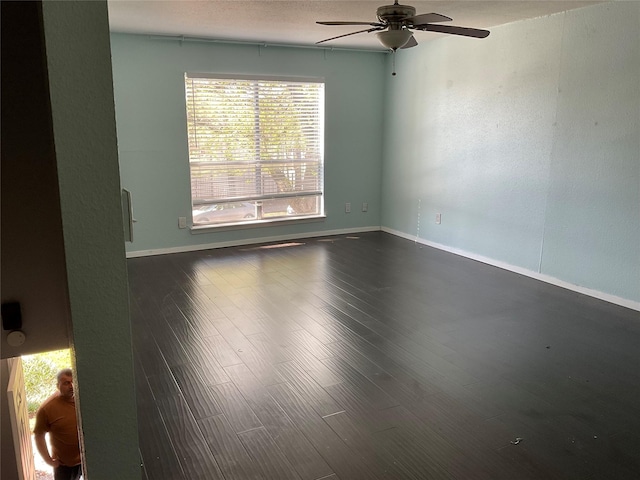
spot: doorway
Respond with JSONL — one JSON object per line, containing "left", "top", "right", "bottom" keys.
{"left": 21, "top": 349, "right": 72, "bottom": 480}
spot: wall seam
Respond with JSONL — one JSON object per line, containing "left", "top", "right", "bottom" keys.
{"left": 538, "top": 10, "right": 568, "bottom": 274}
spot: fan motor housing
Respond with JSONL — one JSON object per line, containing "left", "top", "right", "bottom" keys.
{"left": 376, "top": 3, "right": 416, "bottom": 23}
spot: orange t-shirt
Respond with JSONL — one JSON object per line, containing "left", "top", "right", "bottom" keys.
{"left": 33, "top": 392, "right": 81, "bottom": 467}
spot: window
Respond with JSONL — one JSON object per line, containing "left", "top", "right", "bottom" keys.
{"left": 185, "top": 74, "right": 325, "bottom": 227}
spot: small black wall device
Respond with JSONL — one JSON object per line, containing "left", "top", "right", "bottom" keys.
{"left": 1, "top": 302, "right": 22, "bottom": 330}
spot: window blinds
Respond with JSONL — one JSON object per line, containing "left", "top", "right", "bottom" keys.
{"left": 185, "top": 75, "right": 324, "bottom": 206}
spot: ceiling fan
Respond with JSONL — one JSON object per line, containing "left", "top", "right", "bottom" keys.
{"left": 316, "top": 1, "right": 490, "bottom": 51}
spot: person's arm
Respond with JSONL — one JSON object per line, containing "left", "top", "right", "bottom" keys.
{"left": 34, "top": 433, "right": 60, "bottom": 468}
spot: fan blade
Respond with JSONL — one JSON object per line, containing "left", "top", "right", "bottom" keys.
{"left": 405, "top": 13, "right": 452, "bottom": 25}
{"left": 316, "top": 27, "right": 384, "bottom": 45}
{"left": 317, "top": 21, "right": 385, "bottom": 27}
{"left": 414, "top": 24, "right": 490, "bottom": 38}
{"left": 400, "top": 35, "right": 418, "bottom": 49}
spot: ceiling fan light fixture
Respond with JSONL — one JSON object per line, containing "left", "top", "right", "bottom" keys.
{"left": 376, "top": 29, "right": 412, "bottom": 50}
{"left": 316, "top": 4, "right": 490, "bottom": 48}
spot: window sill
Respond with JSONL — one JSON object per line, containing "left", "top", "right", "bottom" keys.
{"left": 190, "top": 215, "right": 326, "bottom": 234}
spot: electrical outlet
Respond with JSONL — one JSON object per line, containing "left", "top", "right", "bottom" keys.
{"left": 435, "top": 213, "right": 442, "bottom": 224}
{"left": 362, "top": 202, "right": 368, "bottom": 212}
{"left": 178, "top": 216, "right": 187, "bottom": 229}
{"left": 345, "top": 203, "right": 351, "bottom": 213}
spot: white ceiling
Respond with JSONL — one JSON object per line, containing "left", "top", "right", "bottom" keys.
{"left": 107, "top": 1, "right": 605, "bottom": 51}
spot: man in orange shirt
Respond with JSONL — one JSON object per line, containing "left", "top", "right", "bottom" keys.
{"left": 34, "top": 368, "right": 82, "bottom": 480}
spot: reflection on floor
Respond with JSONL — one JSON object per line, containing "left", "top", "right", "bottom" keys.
{"left": 128, "top": 232, "right": 640, "bottom": 480}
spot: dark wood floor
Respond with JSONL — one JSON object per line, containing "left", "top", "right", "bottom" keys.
{"left": 128, "top": 232, "right": 640, "bottom": 480}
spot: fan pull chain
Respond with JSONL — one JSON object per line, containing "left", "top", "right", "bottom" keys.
{"left": 392, "top": 49, "right": 397, "bottom": 76}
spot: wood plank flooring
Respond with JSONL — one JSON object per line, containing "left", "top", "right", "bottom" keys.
{"left": 128, "top": 232, "right": 640, "bottom": 479}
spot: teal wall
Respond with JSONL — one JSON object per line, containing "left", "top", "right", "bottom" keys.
{"left": 112, "top": 3, "right": 639, "bottom": 306}
{"left": 381, "top": 2, "right": 640, "bottom": 304}
{"left": 110, "top": 34, "right": 386, "bottom": 254}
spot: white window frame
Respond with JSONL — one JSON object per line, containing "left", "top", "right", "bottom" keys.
{"left": 184, "top": 73, "right": 325, "bottom": 228}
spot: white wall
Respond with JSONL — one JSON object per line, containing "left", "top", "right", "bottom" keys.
{"left": 381, "top": 2, "right": 640, "bottom": 306}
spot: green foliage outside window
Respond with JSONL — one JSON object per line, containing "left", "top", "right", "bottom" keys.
{"left": 23, "top": 349, "right": 72, "bottom": 415}
{"left": 185, "top": 75, "right": 324, "bottom": 221}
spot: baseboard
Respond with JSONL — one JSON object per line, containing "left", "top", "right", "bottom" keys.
{"left": 126, "top": 226, "right": 638, "bottom": 312}
{"left": 125, "top": 226, "right": 381, "bottom": 258}
{"left": 382, "top": 227, "right": 640, "bottom": 312}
